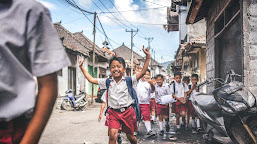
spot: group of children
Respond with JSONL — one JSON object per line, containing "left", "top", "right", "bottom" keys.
{"left": 79, "top": 47, "right": 203, "bottom": 143}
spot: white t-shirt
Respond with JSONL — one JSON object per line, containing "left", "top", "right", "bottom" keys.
{"left": 188, "top": 84, "right": 203, "bottom": 101}
{"left": 170, "top": 82, "right": 189, "bottom": 99}
{"left": 136, "top": 79, "right": 152, "bottom": 104}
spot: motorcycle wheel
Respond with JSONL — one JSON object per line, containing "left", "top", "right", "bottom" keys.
{"left": 80, "top": 98, "right": 88, "bottom": 111}
{"left": 229, "top": 119, "right": 257, "bottom": 144}
{"left": 61, "top": 100, "right": 72, "bottom": 111}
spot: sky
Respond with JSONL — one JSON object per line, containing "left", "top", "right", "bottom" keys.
{"left": 38, "top": 0, "right": 179, "bottom": 63}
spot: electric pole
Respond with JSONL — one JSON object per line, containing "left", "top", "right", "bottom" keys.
{"left": 91, "top": 12, "right": 97, "bottom": 105}
{"left": 126, "top": 29, "right": 138, "bottom": 76}
{"left": 145, "top": 37, "right": 153, "bottom": 77}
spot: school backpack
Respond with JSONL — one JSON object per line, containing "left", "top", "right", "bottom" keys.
{"left": 173, "top": 82, "right": 185, "bottom": 94}
{"left": 105, "top": 77, "right": 141, "bottom": 122}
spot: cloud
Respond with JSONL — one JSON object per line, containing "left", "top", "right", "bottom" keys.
{"left": 76, "top": 0, "right": 92, "bottom": 8}
{"left": 37, "top": 0, "right": 57, "bottom": 10}
{"left": 98, "top": 0, "right": 170, "bottom": 29}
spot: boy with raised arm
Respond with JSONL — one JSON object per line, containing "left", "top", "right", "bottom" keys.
{"left": 79, "top": 47, "right": 150, "bottom": 144}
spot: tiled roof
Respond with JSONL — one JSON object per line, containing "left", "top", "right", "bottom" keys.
{"left": 190, "top": 35, "right": 206, "bottom": 44}
{"left": 112, "top": 44, "right": 143, "bottom": 61}
{"left": 102, "top": 47, "right": 116, "bottom": 56}
{"left": 73, "top": 32, "right": 107, "bottom": 59}
{"left": 54, "top": 23, "right": 89, "bottom": 56}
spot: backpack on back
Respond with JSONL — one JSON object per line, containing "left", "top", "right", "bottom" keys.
{"left": 105, "top": 77, "right": 141, "bottom": 122}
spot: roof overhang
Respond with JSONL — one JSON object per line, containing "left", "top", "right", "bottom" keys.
{"left": 186, "top": 0, "right": 213, "bottom": 24}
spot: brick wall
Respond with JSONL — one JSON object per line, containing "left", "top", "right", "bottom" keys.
{"left": 205, "top": 0, "right": 230, "bottom": 93}
{"left": 243, "top": 0, "right": 257, "bottom": 95}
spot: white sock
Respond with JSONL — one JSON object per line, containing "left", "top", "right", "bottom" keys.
{"left": 197, "top": 119, "right": 200, "bottom": 128}
{"left": 151, "top": 116, "right": 155, "bottom": 121}
{"left": 192, "top": 119, "right": 196, "bottom": 128}
{"left": 177, "top": 125, "right": 180, "bottom": 129}
{"left": 137, "top": 121, "right": 140, "bottom": 127}
{"left": 145, "top": 121, "right": 151, "bottom": 132}
{"left": 159, "top": 121, "right": 163, "bottom": 131}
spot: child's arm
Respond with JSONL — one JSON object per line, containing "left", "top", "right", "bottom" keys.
{"left": 98, "top": 102, "right": 106, "bottom": 122}
{"left": 136, "top": 46, "right": 151, "bottom": 80}
{"left": 20, "top": 73, "right": 58, "bottom": 144}
{"left": 78, "top": 56, "right": 98, "bottom": 84}
{"left": 148, "top": 79, "right": 155, "bottom": 92}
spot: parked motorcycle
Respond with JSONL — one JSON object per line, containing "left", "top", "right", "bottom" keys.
{"left": 192, "top": 70, "right": 257, "bottom": 144}
{"left": 213, "top": 70, "right": 257, "bottom": 144}
{"left": 61, "top": 89, "right": 88, "bottom": 111}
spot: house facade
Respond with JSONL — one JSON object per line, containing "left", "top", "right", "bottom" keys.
{"left": 186, "top": 0, "right": 257, "bottom": 95}
{"left": 168, "top": 0, "right": 207, "bottom": 84}
{"left": 54, "top": 23, "right": 109, "bottom": 100}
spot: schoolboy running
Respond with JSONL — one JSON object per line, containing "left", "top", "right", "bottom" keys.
{"left": 79, "top": 46, "right": 150, "bottom": 144}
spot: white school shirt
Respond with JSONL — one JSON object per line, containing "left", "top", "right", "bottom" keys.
{"left": 101, "top": 90, "right": 107, "bottom": 103}
{"left": 136, "top": 79, "right": 152, "bottom": 104}
{"left": 98, "top": 75, "right": 138, "bottom": 109}
{"left": 170, "top": 82, "right": 189, "bottom": 100}
{"left": 155, "top": 83, "right": 172, "bottom": 104}
{"left": 188, "top": 84, "right": 203, "bottom": 101}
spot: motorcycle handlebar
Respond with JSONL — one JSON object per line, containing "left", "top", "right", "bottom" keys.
{"left": 197, "top": 80, "right": 209, "bottom": 88}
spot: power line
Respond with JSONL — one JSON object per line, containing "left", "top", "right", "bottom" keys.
{"left": 99, "top": 6, "right": 167, "bottom": 13}
{"left": 97, "top": 0, "right": 131, "bottom": 29}
{"left": 142, "top": 0, "right": 169, "bottom": 7}
{"left": 59, "top": 0, "right": 122, "bottom": 47}
{"left": 97, "top": 15, "right": 114, "bottom": 50}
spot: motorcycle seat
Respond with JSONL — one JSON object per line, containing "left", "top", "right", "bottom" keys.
{"left": 194, "top": 93, "right": 220, "bottom": 111}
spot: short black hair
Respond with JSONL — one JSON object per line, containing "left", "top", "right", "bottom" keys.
{"left": 146, "top": 69, "right": 150, "bottom": 73}
{"left": 109, "top": 56, "right": 126, "bottom": 68}
{"left": 155, "top": 74, "right": 164, "bottom": 79}
{"left": 182, "top": 76, "right": 190, "bottom": 83}
{"left": 174, "top": 71, "right": 182, "bottom": 77}
{"left": 191, "top": 74, "right": 199, "bottom": 79}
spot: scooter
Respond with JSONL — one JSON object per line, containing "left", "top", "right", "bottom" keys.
{"left": 61, "top": 89, "right": 88, "bottom": 111}
{"left": 213, "top": 70, "right": 257, "bottom": 144}
{"left": 191, "top": 77, "right": 232, "bottom": 143}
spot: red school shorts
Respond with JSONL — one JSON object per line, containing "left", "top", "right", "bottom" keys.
{"left": 0, "top": 116, "right": 30, "bottom": 144}
{"left": 156, "top": 104, "right": 169, "bottom": 116}
{"left": 139, "top": 104, "right": 151, "bottom": 121}
{"left": 174, "top": 101, "right": 186, "bottom": 114}
{"left": 108, "top": 106, "right": 137, "bottom": 135}
{"left": 150, "top": 99, "right": 156, "bottom": 111}
{"left": 187, "top": 101, "right": 196, "bottom": 116}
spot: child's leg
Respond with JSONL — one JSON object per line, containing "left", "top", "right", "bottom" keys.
{"left": 109, "top": 129, "right": 119, "bottom": 144}
{"left": 126, "top": 133, "right": 137, "bottom": 144}
{"left": 181, "top": 111, "right": 186, "bottom": 125}
{"left": 186, "top": 111, "right": 190, "bottom": 127}
{"left": 158, "top": 114, "right": 163, "bottom": 131}
{"left": 176, "top": 113, "right": 180, "bottom": 129}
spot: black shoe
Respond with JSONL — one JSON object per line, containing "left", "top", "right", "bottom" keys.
{"left": 117, "top": 133, "right": 122, "bottom": 144}
{"left": 165, "top": 124, "right": 170, "bottom": 132}
{"left": 159, "top": 130, "right": 164, "bottom": 136}
{"left": 176, "top": 128, "right": 181, "bottom": 135}
{"left": 151, "top": 120, "right": 154, "bottom": 125}
{"left": 146, "top": 130, "right": 155, "bottom": 138}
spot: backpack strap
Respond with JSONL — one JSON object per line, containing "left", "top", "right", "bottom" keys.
{"left": 125, "top": 77, "right": 141, "bottom": 122}
{"left": 104, "top": 78, "right": 111, "bottom": 116}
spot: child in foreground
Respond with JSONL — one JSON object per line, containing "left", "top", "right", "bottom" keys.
{"left": 79, "top": 46, "right": 150, "bottom": 144}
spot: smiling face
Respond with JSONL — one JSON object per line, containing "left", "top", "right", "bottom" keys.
{"left": 110, "top": 60, "right": 125, "bottom": 79}
{"left": 143, "top": 71, "right": 150, "bottom": 81}
{"left": 156, "top": 76, "right": 164, "bottom": 87}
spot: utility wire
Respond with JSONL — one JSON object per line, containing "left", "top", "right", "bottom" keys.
{"left": 143, "top": 0, "right": 169, "bottom": 7}
{"left": 96, "top": 0, "right": 131, "bottom": 29}
{"left": 60, "top": 0, "right": 122, "bottom": 47}
{"left": 97, "top": 15, "right": 114, "bottom": 50}
{"left": 99, "top": 6, "right": 167, "bottom": 13}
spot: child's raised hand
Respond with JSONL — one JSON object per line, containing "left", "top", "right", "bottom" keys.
{"left": 78, "top": 55, "right": 84, "bottom": 66}
{"left": 142, "top": 45, "right": 150, "bottom": 58}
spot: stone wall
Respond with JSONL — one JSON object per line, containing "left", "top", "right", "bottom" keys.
{"left": 243, "top": 0, "right": 257, "bottom": 95}
{"left": 205, "top": 0, "right": 230, "bottom": 93}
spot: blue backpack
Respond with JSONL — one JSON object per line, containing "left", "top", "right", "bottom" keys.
{"left": 105, "top": 77, "right": 141, "bottom": 122}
